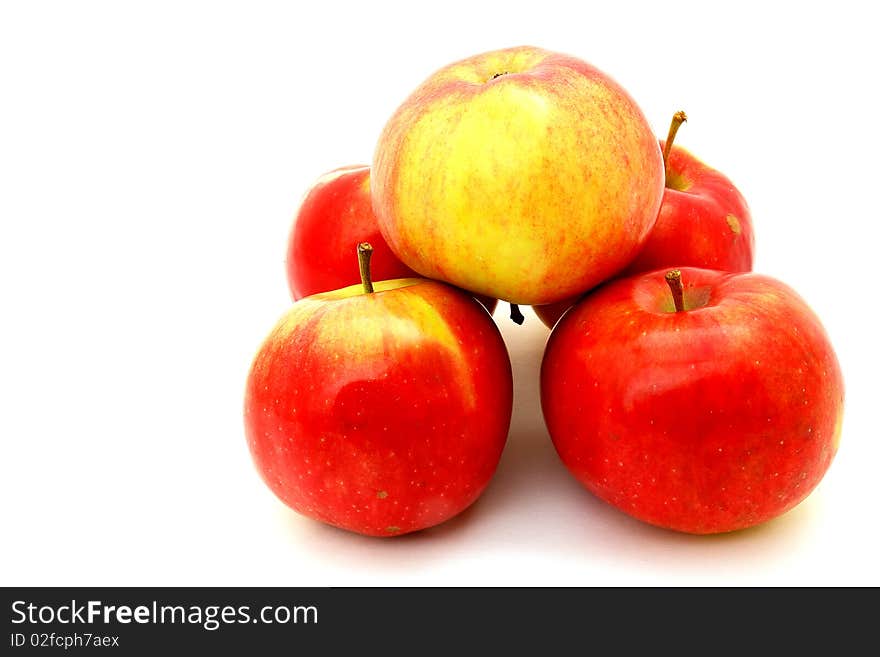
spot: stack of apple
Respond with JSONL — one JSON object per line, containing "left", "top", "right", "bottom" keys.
{"left": 245, "top": 47, "right": 843, "bottom": 537}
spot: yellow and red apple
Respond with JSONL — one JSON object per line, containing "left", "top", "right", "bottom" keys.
{"left": 372, "top": 46, "right": 664, "bottom": 306}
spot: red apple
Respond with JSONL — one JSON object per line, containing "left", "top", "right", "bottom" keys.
{"left": 541, "top": 267, "right": 844, "bottom": 534}
{"left": 622, "top": 111, "right": 755, "bottom": 276}
{"left": 286, "top": 165, "right": 416, "bottom": 299}
{"left": 286, "top": 164, "right": 496, "bottom": 314}
{"left": 534, "top": 112, "right": 755, "bottom": 329}
{"left": 246, "top": 244, "right": 513, "bottom": 536}
{"left": 533, "top": 297, "right": 577, "bottom": 330}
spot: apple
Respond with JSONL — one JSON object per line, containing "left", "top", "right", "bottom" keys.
{"left": 541, "top": 267, "right": 844, "bottom": 534}
{"left": 286, "top": 165, "right": 415, "bottom": 300}
{"left": 245, "top": 243, "right": 513, "bottom": 536}
{"left": 286, "top": 164, "right": 496, "bottom": 314}
{"left": 533, "top": 112, "right": 755, "bottom": 329}
{"left": 532, "top": 297, "right": 577, "bottom": 330}
{"left": 372, "top": 45, "right": 664, "bottom": 306}
{"left": 622, "top": 111, "right": 755, "bottom": 275}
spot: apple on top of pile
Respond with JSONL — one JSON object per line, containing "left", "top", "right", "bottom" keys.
{"left": 244, "top": 46, "right": 843, "bottom": 538}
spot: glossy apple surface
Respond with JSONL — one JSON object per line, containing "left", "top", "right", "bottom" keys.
{"left": 372, "top": 45, "right": 664, "bottom": 305}
{"left": 286, "top": 165, "right": 496, "bottom": 314}
{"left": 541, "top": 267, "right": 844, "bottom": 534}
{"left": 622, "top": 142, "right": 754, "bottom": 276}
{"left": 245, "top": 278, "right": 513, "bottom": 536}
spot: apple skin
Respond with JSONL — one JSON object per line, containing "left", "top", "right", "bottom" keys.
{"left": 534, "top": 142, "right": 755, "bottom": 329}
{"left": 372, "top": 45, "right": 664, "bottom": 306}
{"left": 533, "top": 297, "right": 577, "bottom": 330}
{"left": 286, "top": 165, "right": 414, "bottom": 299}
{"left": 621, "top": 142, "right": 754, "bottom": 276}
{"left": 541, "top": 267, "right": 844, "bottom": 534}
{"left": 286, "top": 165, "right": 496, "bottom": 314}
{"left": 244, "top": 278, "right": 513, "bottom": 536}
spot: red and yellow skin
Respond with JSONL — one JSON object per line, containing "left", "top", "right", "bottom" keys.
{"left": 244, "top": 275, "right": 513, "bottom": 537}
{"left": 372, "top": 45, "right": 664, "bottom": 305}
{"left": 541, "top": 267, "right": 844, "bottom": 534}
{"left": 534, "top": 134, "right": 755, "bottom": 329}
{"left": 286, "top": 165, "right": 496, "bottom": 314}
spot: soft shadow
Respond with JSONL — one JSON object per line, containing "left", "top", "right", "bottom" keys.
{"left": 279, "top": 489, "right": 497, "bottom": 574}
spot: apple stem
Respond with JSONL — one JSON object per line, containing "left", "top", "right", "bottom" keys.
{"left": 665, "top": 270, "right": 685, "bottom": 313}
{"left": 663, "top": 110, "right": 688, "bottom": 184}
{"left": 357, "top": 242, "right": 374, "bottom": 294}
{"left": 509, "top": 303, "right": 525, "bottom": 325}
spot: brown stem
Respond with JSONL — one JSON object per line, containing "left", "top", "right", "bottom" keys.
{"left": 663, "top": 110, "right": 687, "bottom": 184}
{"left": 509, "top": 303, "right": 525, "bottom": 325}
{"left": 665, "top": 270, "right": 685, "bottom": 312}
{"left": 357, "top": 242, "right": 374, "bottom": 294}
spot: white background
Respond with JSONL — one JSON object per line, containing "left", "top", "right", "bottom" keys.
{"left": 2, "top": 0, "right": 877, "bottom": 586}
